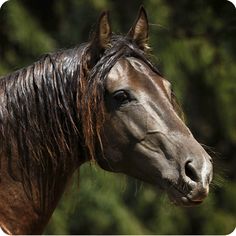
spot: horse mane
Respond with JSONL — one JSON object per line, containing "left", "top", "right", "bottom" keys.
{"left": 0, "top": 34, "right": 160, "bottom": 211}
{"left": 0, "top": 46, "right": 87, "bottom": 210}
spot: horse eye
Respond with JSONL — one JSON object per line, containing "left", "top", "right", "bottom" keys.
{"left": 113, "top": 90, "right": 131, "bottom": 104}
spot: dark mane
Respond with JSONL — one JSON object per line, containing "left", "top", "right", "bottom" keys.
{"left": 0, "top": 46, "right": 86, "bottom": 210}
{"left": 0, "top": 34, "right": 160, "bottom": 211}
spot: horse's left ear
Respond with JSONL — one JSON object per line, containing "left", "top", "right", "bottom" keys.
{"left": 91, "top": 11, "right": 111, "bottom": 52}
{"left": 127, "top": 6, "right": 149, "bottom": 51}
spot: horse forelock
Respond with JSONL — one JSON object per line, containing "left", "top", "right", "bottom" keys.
{"left": 83, "top": 34, "right": 184, "bottom": 163}
{"left": 81, "top": 35, "right": 161, "bottom": 161}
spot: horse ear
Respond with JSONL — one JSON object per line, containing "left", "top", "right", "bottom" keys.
{"left": 91, "top": 11, "right": 111, "bottom": 51}
{"left": 127, "top": 6, "right": 149, "bottom": 51}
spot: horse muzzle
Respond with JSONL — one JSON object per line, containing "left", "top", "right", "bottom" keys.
{"left": 168, "top": 154, "right": 213, "bottom": 207}
{"left": 168, "top": 183, "right": 209, "bottom": 207}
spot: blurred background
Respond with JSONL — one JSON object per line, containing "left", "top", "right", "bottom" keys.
{"left": 0, "top": 0, "right": 236, "bottom": 234}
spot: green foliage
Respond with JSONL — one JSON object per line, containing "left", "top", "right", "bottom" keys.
{"left": 0, "top": 0, "right": 235, "bottom": 234}
{"left": 5, "top": 1, "right": 56, "bottom": 55}
{"left": 46, "top": 165, "right": 150, "bottom": 235}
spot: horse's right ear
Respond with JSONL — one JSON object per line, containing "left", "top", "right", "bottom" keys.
{"left": 90, "top": 11, "right": 112, "bottom": 53}
{"left": 127, "top": 6, "right": 149, "bottom": 51}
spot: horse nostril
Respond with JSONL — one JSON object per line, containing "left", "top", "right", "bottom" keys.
{"left": 184, "top": 161, "right": 199, "bottom": 182}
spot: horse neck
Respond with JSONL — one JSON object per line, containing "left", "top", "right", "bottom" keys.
{"left": 0, "top": 49, "right": 88, "bottom": 234}
{"left": 0, "top": 148, "right": 85, "bottom": 234}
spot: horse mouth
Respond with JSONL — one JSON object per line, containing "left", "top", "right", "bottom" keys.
{"left": 167, "top": 186, "right": 204, "bottom": 207}
{"left": 168, "top": 194, "right": 203, "bottom": 207}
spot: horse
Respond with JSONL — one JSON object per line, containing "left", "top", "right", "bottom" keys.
{"left": 0, "top": 7, "right": 213, "bottom": 234}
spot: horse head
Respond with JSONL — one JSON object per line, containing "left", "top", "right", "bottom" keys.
{"left": 86, "top": 7, "right": 213, "bottom": 207}
{"left": 0, "top": 6, "right": 214, "bottom": 235}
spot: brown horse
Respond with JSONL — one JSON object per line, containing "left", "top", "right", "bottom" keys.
{"left": 0, "top": 7, "right": 213, "bottom": 234}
